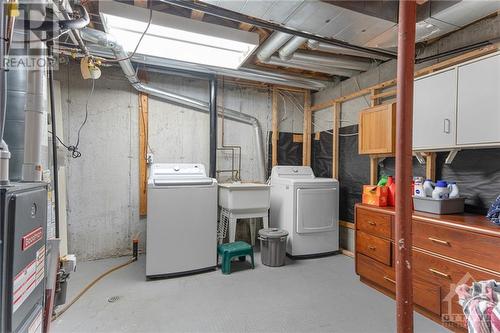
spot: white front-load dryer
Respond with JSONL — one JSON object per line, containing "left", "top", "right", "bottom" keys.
{"left": 270, "top": 166, "right": 339, "bottom": 257}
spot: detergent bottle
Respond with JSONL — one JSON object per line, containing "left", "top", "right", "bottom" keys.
{"left": 432, "top": 180, "right": 450, "bottom": 200}
{"left": 387, "top": 176, "right": 396, "bottom": 207}
{"left": 448, "top": 182, "right": 460, "bottom": 198}
{"left": 423, "top": 179, "right": 434, "bottom": 197}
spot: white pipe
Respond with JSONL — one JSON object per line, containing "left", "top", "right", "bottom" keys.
{"left": 81, "top": 28, "right": 267, "bottom": 182}
{"left": 22, "top": 44, "right": 47, "bottom": 182}
{"left": 256, "top": 32, "right": 293, "bottom": 62}
{"left": 279, "top": 36, "right": 307, "bottom": 61}
{"left": 307, "top": 40, "right": 390, "bottom": 61}
{"left": 0, "top": 141, "right": 9, "bottom": 185}
{"left": 267, "top": 56, "right": 359, "bottom": 77}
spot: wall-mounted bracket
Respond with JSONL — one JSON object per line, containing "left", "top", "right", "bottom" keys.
{"left": 445, "top": 149, "right": 460, "bottom": 164}
{"left": 414, "top": 152, "right": 426, "bottom": 164}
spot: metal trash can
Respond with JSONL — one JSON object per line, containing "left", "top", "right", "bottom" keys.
{"left": 258, "top": 228, "right": 288, "bottom": 267}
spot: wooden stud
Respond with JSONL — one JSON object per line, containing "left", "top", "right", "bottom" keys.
{"left": 370, "top": 157, "right": 379, "bottom": 185}
{"left": 370, "top": 88, "right": 380, "bottom": 107}
{"left": 271, "top": 86, "right": 279, "bottom": 167}
{"left": 293, "top": 134, "right": 303, "bottom": 143}
{"left": 239, "top": 22, "right": 253, "bottom": 31}
{"left": 302, "top": 90, "right": 312, "bottom": 166}
{"left": 190, "top": 9, "right": 205, "bottom": 21}
{"left": 139, "top": 93, "right": 149, "bottom": 216}
{"left": 371, "top": 89, "right": 397, "bottom": 100}
{"left": 425, "top": 152, "right": 436, "bottom": 181}
{"left": 332, "top": 103, "right": 340, "bottom": 179}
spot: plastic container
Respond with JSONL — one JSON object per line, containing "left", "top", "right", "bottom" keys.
{"left": 413, "top": 196, "right": 465, "bottom": 214}
{"left": 258, "top": 228, "right": 288, "bottom": 267}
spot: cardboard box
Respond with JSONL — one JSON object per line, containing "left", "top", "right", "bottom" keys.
{"left": 362, "top": 185, "right": 388, "bottom": 207}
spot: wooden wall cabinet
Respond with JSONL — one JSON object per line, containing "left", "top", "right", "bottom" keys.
{"left": 358, "top": 103, "right": 396, "bottom": 155}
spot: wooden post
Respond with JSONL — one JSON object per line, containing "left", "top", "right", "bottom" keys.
{"left": 302, "top": 90, "right": 312, "bottom": 166}
{"left": 425, "top": 152, "right": 436, "bottom": 181}
{"left": 139, "top": 93, "right": 148, "bottom": 216}
{"left": 272, "top": 86, "right": 279, "bottom": 167}
{"left": 395, "top": 1, "right": 417, "bottom": 332}
{"left": 370, "top": 157, "right": 378, "bottom": 185}
{"left": 332, "top": 103, "right": 340, "bottom": 179}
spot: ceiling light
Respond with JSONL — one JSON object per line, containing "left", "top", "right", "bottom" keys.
{"left": 99, "top": 1, "right": 259, "bottom": 69}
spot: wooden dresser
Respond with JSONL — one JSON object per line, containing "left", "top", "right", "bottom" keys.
{"left": 355, "top": 203, "right": 500, "bottom": 331}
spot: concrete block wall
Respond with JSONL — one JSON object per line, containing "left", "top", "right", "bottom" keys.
{"left": 56, "top": 63, "right": 304, "bottom": 260}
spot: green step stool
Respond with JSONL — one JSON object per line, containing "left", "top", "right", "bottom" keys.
{"left": 217, "top": 241, "right": 255, "bottom": 275}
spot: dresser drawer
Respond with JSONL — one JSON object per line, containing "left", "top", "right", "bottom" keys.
{"left": 357, "top": 253, "right": 395, "bottom": 292}
{"left": 356, "top": 231, "right": 391, "bottom": 265}
{"left": 356, "top": 208, "right": 392, "bottom": 238}
{"left": 413, "top": 220, "right": 500, "bottom": 273}
{"left": 357, "top": 252, "right": 441, "bottom": 316}
{"left": 413, "top": 249, "right": 499, "bottom": 328}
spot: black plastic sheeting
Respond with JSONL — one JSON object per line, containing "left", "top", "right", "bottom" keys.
{"left": 267, "top": 132, "right": 303, "bottom": 177}
{"left": 268, "top": 126, "right": 500, "bottom": 222}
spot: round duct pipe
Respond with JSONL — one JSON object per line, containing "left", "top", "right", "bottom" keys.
{"left": 278, "top": 36, "right": 307, "bottom": 61}
{"left": 4, "top": 62, "right": 28, "bottom": 181}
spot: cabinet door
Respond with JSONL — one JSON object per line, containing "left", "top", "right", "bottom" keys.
{"left": 358, "top": 103, "right": 395, "bottom": 155}
{"left": 413, "top": 68, "right": 457, "bottom": 150}
{"left": 457, "top": 54, "right": 500, "bottom": 145}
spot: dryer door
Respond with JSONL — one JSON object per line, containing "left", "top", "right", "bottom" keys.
{"left": 296, "top": 187, "right": 337, "bottom": 234}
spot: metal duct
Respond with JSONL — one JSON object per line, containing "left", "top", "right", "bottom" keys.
{"left": 4, "top": 68, "right": 28, "bottom": 181}
{"left": 279, "top": 36, "right": 307, "bottom": 61}
{"left": 80, "top": 28, "right": 267, "bottom": 182}
{"left": 83, "top": 43, "right": 327, "bottom": 90}
{"left": 22, "top": 43, "right": 47, "bottom": 182}
{"left": 256, "top": 32, "right": 293, "bottom": 62}
{"left": 266, "top": 56, "right": 359, "bottom": 77}
{"left": 307, "top": 40, "right": 390, "bottom": 61}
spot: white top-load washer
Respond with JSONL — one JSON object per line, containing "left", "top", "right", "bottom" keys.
{"left": 270, "top": 166, "right": 339, "bottom": 257}
{"left": 146, "top": 163, "right": 217, "bottom": 278}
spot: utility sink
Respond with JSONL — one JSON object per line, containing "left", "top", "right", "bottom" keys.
{"left": 218, "top": 183, "right": 270, "bottom": 213}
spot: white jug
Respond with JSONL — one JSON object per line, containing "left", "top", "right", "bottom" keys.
{"left": 432, "top": 180, "right": 450, "bottom": 200}
{"left": 448, "top": 182, "right": 459, "bottom": 199}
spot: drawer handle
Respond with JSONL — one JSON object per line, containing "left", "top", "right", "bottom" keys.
{"left": 428, "top": 237, "right": 451, "bottom": 246}
{"left": 429, "top": 268, "right": 451, "bottom": 279}
{"left": 368, "top": 221, "right": 377, "bottom": 226}
{"left": 384, "top": 276, "right": 396, "bottom": 284}
{"left": 368, "top": 246, "right": 376, "bottom": 251}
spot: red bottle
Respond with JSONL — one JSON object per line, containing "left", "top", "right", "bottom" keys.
{"left": 387, "top": 176, "right": 396, "bottom": 207}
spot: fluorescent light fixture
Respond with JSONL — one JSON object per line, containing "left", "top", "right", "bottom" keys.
{"left": 99, "top": 1, "right": 259, "bottom": 69}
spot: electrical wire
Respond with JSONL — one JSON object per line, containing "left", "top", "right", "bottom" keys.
{"left": 280, "top": 91, "right": 359, "bottom": 137}
{"left": 52, "top": 258, "right": 135, "bottom": 321}
{"left": 101, "top": 8, "right": 153, "bottom": 63}
{"left": 10, "top": 30, "right": 71, "bottom": 44}
{"left": 51, "top": 78, "right": 95, "bottom": 158}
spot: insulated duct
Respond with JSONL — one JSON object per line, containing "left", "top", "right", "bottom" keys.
{"left": 80, "top": 28, "right": 267, "bottom": 182}
{"left": 287, "top": 50, "right": 373, "bottom": 72}
{"left": 266, "top": 56, "right": 359, "bottom": 77}
{"left": 278, "top": 36, "right": 307, "bottom": 61}
{"left": 307, "top": 40, "right": 390, "bottom": 61}
{"left": 4, "top": 67, "right": 28, "bottom": 181}
{"left": 256, "top": 32, "right": 293, "bottom": 62}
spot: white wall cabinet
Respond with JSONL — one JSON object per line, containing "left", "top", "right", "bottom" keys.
{"left": 413, "top": 68, "right": 457, "bottom": 150}
{"left": 456, "top": 54, "right": 500, "bottom": 146}
{"left": 412, "top": 52, "right": 500, "bottom": 151}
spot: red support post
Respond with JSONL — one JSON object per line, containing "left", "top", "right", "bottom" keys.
{"left": 395, "top": 1, "right": 417, "bottom": 333}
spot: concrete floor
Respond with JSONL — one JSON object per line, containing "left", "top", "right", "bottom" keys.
{"left": 52, "top": 254, "right": 449, "bottom": 333}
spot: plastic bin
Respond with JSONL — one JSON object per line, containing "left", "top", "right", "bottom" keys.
{"left": 258, "top": 228, "right": 288, "bottom": 267}
{"left": 413, "top": 196, "right": 465, "bottom": 214}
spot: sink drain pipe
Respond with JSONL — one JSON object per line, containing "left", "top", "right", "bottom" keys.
{"left": 80, "top": 28, "right": 267, "bottom": 182}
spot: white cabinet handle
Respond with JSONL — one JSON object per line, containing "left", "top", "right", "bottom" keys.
{"left": 443, "top": 118, "right": 451, "bottom": 134}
